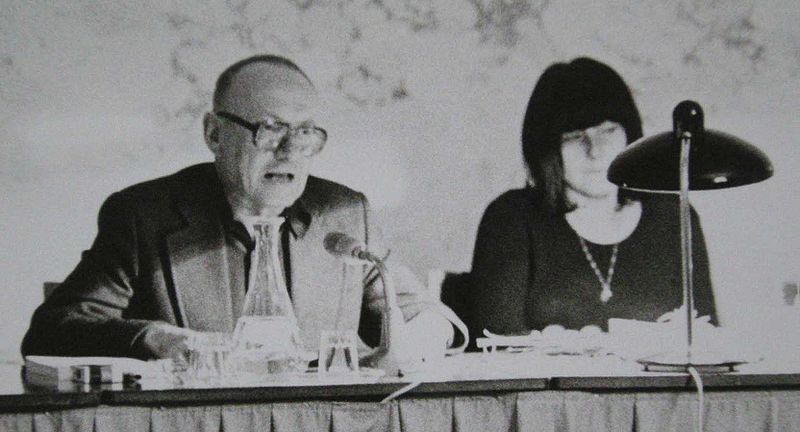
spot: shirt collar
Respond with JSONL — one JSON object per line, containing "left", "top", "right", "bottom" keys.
{"left": 217, "top": 197, "right": 311, "bottom": 246}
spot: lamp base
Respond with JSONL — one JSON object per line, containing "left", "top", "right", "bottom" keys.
{"left": 637, "top": 351, "right": 746, "bottom": 373}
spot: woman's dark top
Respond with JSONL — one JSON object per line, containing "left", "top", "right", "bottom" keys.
{"left": 469, "top": 188, "right": 716, "bottom": 334}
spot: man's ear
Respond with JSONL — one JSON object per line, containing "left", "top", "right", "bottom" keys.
{"left": 203, "top": 112, "right": 221, "bottom": 154}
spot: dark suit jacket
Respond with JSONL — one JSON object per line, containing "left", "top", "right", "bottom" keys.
{"left": 21, "top": 163, "right": 433, "bottom": 358}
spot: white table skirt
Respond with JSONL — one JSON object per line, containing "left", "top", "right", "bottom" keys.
{"left": 3, "top": 389, "right": 799, "bottom": 432}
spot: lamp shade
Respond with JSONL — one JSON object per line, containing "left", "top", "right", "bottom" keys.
{"left": 607, "top": 102, "right": 773, "bottom": 191}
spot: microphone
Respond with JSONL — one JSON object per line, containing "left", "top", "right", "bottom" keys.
{"left": 324, "top": 232, "right": 408, "bottom": 376}
{"left": 323, "top": 232, "right": 375, "bottom": 262}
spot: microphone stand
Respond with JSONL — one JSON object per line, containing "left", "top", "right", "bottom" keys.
{"left": 358, "top": 254, "right": 412, "bottom": 377}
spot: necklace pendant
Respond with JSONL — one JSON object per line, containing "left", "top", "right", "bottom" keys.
{"left": 600, "top": 285, "right": 613, "bottom": 303}
{"left": 577, "top": 236, "right": 618, "bottom": 305}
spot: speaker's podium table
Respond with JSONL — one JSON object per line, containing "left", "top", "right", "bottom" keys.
{"left": 2, "top": 351, "right": 799, "bottom": 432}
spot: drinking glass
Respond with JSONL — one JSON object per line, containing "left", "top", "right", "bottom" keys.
{"left": 186, "top": 332, "right": 234, "bottom": 384}
{"left": 318, "top": 330, "right": 359, "bottom": 375}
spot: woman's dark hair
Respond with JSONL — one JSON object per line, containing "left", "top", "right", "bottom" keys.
{"left": 521, "top": 57, "right": 643, "bottom": 213}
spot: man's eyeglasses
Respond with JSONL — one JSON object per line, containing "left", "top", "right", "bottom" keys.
{"left": 214, "top": 111, "right": 327, "bottom": 157}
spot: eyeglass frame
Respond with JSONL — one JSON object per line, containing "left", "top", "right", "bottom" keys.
{"left": 214, "top": 111, "right": 327, "bottom": 157}
{"left": 560, "top": 122, "right": 624, "bottom": 150}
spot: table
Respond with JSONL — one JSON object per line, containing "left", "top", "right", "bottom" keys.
{"left": 2, "top": 353, "right": 799, "bottom": 431}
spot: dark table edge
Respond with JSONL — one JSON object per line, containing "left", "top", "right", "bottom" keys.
{"left": 551, "top": 373, "right": 800, "bottom": 390}
{"left": 4, "top": 373, "right": 800, "bottom": 411}
{"left": 102, "top": 378, "right": 549, "bottom": 405}
{"left": 0, "top": 393, "right": 100, "bottom": 413}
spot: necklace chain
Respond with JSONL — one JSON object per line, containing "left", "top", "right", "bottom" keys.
{"left": 578, "top": 237, "right": 619, "bottom": 303}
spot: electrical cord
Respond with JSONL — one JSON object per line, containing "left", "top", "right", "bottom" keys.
{"left": 687, "top": 366, "right": 704, "bottom": 432}
{"left": 381, "top": 380, "right": 423, "bottom": 403}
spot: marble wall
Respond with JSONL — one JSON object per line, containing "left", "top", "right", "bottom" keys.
{"left": 2, "top": 0, "right": 799, "bottom": 360}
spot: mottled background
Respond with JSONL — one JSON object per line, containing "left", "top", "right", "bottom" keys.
{"left": 1, "top": 0, "right": 798, "bottom": 361}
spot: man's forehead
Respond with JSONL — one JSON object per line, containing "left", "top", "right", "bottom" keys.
{"left": 216, "top": 62, "right": 318, "bottom": 121}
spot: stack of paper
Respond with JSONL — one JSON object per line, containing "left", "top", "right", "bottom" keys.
{"left": 24, "top": 355, "right": 165, "bottom": 385}
{"left": 607, "top": 318, "right": 762, "bottom": 365}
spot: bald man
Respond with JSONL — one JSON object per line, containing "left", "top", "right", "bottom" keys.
{"left": 22, "top": 55, "right": 457, "bottom": 362}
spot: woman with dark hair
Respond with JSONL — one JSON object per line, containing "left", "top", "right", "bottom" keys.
{"left": 469, "top": 57, "right": 717, "bottom": 336}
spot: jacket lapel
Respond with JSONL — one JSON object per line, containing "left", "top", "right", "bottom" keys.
{"left": 164, "top": 169, "right": 235, "bottom": 332}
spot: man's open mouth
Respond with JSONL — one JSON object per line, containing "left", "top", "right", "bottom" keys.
{"left": 264, "top": 173, "right": 295, "bottom": 182}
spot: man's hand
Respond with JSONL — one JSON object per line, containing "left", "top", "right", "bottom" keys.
{"left": 135, "top": 322, "right": 198, "bottom": 361}
{"left": 405, "top": 310, "right": 455, "bottom": 366}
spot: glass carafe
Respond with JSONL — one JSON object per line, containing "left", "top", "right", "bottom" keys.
{"left": 233, "top": 218, "right": 307, "bottom": 377}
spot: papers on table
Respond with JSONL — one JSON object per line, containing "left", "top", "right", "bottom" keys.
{"left": 476, "top": 325, "right": 608, "bottom": 356}
{"left": 475, "top": 318, "right": 765, "bottom": 368}
{"left": 607, "top": 318, "right": 764, "bottom": 364}
{"left": 24, "top": 355, "right": 167, "bottom": 384}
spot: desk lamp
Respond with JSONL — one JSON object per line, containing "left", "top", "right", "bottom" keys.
{"left": 607, "top": 100, "right": 773, "bottom": 372}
